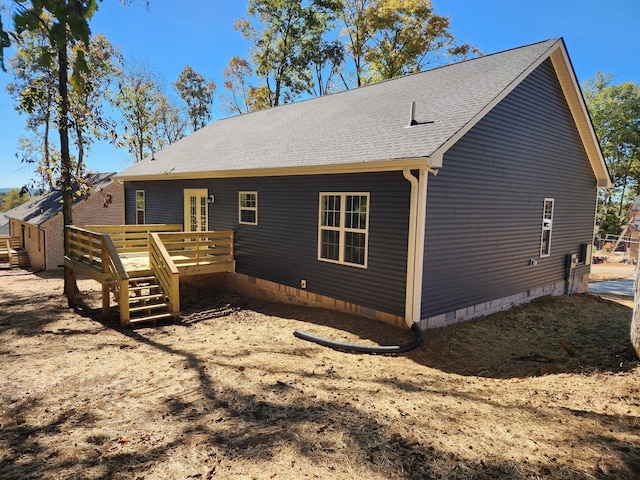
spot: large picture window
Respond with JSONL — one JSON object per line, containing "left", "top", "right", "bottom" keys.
{"left": 135, "top": 190, "right": 145, "bottom": 224}
{"left": 239, "top": 191, "right": 258, "bottom": 225}
{"left": 318, "top": 192, "right": 369, "bottom": 268}
{"left": 540, "top": 198, "right": 554, "bottom": 257}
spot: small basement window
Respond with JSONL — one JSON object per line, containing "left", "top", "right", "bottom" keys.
{"left": 318, "top": 192, "right": 369, "bottom": 268}
{"left": 239, "top": 191, "right": 258, "bottom": 225}
{"left": 540, "top": 198, "right": 554, "bottom": 257}
{"left": 136, "top": 190, "right": 145, "bottom": 224}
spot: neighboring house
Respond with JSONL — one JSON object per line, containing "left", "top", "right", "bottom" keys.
{"left": 5, "top": 173, "right": 123, "bottom": 270}
{"left": 116, "top": 39, "right": 611, "bottom": 330}
{"left": 0, "top": 213, "right": 9, "bottom": 236}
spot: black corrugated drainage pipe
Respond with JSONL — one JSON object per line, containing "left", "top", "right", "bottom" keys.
{"left": 293, "top": 323, "right": 423, "bottom": 355}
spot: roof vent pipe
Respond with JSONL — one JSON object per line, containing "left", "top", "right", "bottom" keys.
{"left": 409, "top": 101, "right": 417, "bottom": 126}
{"left": 408, "top": 101, "right": 434, "bottom": 127}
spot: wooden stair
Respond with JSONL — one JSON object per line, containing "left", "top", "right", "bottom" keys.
{"left": 0, "top": 237, "right": 29, "bottom": 269}
{"left": 15, "top": 250, "right": 30, "bottom": 268}
{"left": 122, "top": 275, "right": 174, "bottom": 326}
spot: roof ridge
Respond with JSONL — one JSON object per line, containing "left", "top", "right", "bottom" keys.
{"left": 118, "top": 37, "right": 608, "bottom": 185}
{"left": 211, "top": 38, "right": 562, "bottom": 126}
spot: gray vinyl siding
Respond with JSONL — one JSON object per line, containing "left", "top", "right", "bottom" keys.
{"left": 125, "top": 171, "right": 411, "bottom": 316}
{"left": 421, "top": 58, "right": 597, "bottom": 318}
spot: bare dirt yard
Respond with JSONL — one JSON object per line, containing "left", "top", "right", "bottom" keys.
{"left": 1, "top": 268, "right": 639, "bottom": 480}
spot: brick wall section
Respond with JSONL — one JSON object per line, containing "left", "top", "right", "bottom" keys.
{"left": 24, "top": 223, "right": 45, "bottom": 270}
{"left": 8, "top": 219, "right": 43, "bottom": 269}
{"left": 44, "top": 182, "right": 124, "bottom": 270}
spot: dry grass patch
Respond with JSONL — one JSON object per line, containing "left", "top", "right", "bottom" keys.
{"left": 1, "top": 270, "right": 639, "bottom": 479}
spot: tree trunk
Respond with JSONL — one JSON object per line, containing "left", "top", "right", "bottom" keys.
{"left": 75, "top": 126, "right": 84, "bottom": 177}
{"left": 43, "top": 98, "right": 54, "bottom": 190}
{"left": 57, "top": 33, "right": 79, "bottom": 307}
{"left": 632, "top": 261, "right": 640, "bottom": 358}
{"left": 632, "top": 317, "right": 640, "bottom": 359}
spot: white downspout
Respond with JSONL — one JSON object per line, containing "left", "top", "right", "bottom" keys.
{"left": 413, "top": 169, "right": 429, "bottom": 324}
{"left": 403, "top": 167, "right": 435, "bottom": 328}
{"left": 402, "top": 168, "right": 419, "bottom": 327}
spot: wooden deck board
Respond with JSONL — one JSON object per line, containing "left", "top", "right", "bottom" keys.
{"left": 119, "top": 252, "right": 234, "bottom": 277}
{"left": 120, "top": 252, "right": 150, "bottom": 274}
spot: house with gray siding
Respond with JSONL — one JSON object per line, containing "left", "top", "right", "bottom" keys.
{"left": 116, "top": 39, "right": 610, "bottom": 330}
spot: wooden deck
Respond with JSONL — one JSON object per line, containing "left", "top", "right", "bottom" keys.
{"left": 0, "top": 236, "right": 28, "bottom": 269}
{"left": 65, "top": 224, "right": 235, "bottom": 326}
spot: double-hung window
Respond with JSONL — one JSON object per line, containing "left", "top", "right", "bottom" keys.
{"left": 318, "top": 192, "right": 369, "bottom": 268}
{"left": 239, "top": 191, "right": 258, "bottom": 225}
{"left": 540, "top": 198, "right": 554, "bottom": 257}
{"left": 135, "top": 190, "right": 145, "bottom": 224}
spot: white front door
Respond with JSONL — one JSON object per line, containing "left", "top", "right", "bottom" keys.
{"left": 183, "top": 189, "right": 209, "bottom": 232}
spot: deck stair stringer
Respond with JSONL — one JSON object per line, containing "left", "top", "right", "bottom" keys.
{"left": 117, "top": 274, "right": 174, "bottom": 326}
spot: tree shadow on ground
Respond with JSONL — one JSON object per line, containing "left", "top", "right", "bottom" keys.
{"left": 0, "top": 271, "right": 107, "bottom": 338}
{"left": 112, "top": 327, "right": 639, "bottom": 480}
{"left": 177, "top": 284, "right": 638, "bottom": 379}
{"left": 2, "top": 284, "right": 639, "bottom": 479}
{"left": 3, "top": 334, "right": 638, "bottom": 480}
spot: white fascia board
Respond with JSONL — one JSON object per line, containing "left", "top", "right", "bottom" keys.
{"left": 114, "top": 158, "right": 435, "bottom": 182}
{"left": 549, "top": 44, "right": 612, "bottom": 189}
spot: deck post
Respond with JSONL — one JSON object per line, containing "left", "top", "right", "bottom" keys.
{"left": 101, "top": 236, "right": 110, "bottom": 318}
{"left": 170, "top": 273, "right": 180, "bottom": 317}
{"left": 102, "top": 283, "right": 110, "bottom": 318}
{"left": 119, "top": 279, "right": 130, "bottom": 327}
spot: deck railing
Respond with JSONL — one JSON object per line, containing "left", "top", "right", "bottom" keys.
{"left": 157, "top": 230, "right": 235, "bottom": 275}
{"left": 149, "top": 233, "right": 180, "bottom": 317}
{"left": 66, "top": 225, "right": 235, "bottom": 326}
{"left": 86, "top": 224, "right": 182, "bottom": 255}
{"left": 66, "top": 226, "right": 131, "bottom": 324}
{"left": 0, "top": 236, "right": 21, "bottom": 268}
{"left": 103, "top": 235, "right": 130, "bottom": 324}
{"left": 66, "top": 226, "right": 107, "bottom": 274}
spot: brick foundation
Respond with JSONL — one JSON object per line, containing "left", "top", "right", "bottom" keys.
{"left": 180, "top": 272, "right": 407, "bottom": 329}
{"left": 182, "top": 273, "right": 588, "bottom": 332}
{"left": 419, "top": 276, "right": 587, "bottom": 329}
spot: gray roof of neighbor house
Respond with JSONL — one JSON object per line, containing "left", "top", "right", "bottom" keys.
{"left": 4, "top": 173, "right": 117, "bottom": 226}
{"left": 0, "top": 213, "right": 9, "bottom": 235}
{"left": 117, "top": 38, "right": 610, "bottom": 187}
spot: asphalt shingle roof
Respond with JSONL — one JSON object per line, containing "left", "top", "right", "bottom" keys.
{"left": 5, "top": 173, "right": 116, "bottom": 226}
{"left": 117, "top": 39, "right": 564, "bottom": 179}
{"left": 0, "top": 213, "right": 8, "bottom": 235}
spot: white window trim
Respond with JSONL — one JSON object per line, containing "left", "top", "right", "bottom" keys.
{"left": 540, "top": 198, "right": 554, "bottom": 257}
{"left": 239, "top": 191, "right": 258, "bottom": 225}
{"left": 135, "top": 190, "right": 145, "bottom": 225}
{"left": 317, "top": 192, "right": 370, "bottom": 269}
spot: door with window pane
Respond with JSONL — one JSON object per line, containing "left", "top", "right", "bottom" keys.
{"left": 183, "top": 189, "right": 209, "bottom": 232}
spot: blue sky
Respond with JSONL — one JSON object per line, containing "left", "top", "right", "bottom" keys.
{"left": 0, "top": 0, "right": 638, "bottom": 189}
